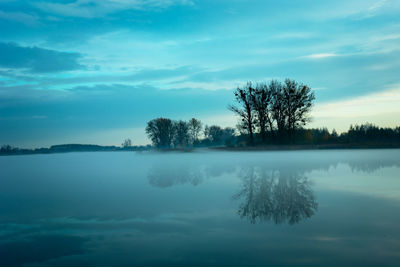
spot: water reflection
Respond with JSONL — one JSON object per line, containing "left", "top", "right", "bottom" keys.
{"left": 146, "top": 150, "right": 400, "bottom": 188}
{"left": 145, "top": 150, "right": 400, "bottom": 224}
{"left": 1, "top": 150, "right": 400, "bottom": 266}
{"left": 147, "top": 161, "right": 236, "bottom": 188}
{"left": 234, "top": 167, "right": 317, "bottom": 224}
{"left": 147, "top": 163, "right": 204, "bottom": 187}
{"left": 147, "top": 160, "right": 318, "bottom": 225}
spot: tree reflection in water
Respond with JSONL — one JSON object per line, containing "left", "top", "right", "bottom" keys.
{"left": 147, "top": 164, "right": 204, "bottom": 188}
{"left": 147, "top": 159, "right": 318, "bottom": 224}
{"left": 234, "top": 167, "right": 318, "bottom": 225}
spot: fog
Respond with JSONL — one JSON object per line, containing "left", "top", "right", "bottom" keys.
{"left": 1, "top": 149, "right": 400, "bottom": 266}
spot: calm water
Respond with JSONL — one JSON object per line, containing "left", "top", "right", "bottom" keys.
{"left": 1, "top": 149, "right": 400, "bottom": 266}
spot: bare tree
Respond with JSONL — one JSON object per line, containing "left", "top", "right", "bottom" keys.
{"left": 229, "top": 82, "right": 256, "bottom": 145}
{"left": 282, "top": 79, "right": 315, "bottom": 142}
{"left": 270, "top": 80, "right": 287, "bottom": 142}
{"left": 251, "top": 82, "right": 274, "bottom": 142}
{"left": 231, "top": 79, "right": 315, "bottom": 144}
{"left": 145, "top": 118, "right": 175, "bottom": 148}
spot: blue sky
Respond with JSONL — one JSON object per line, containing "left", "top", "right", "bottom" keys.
{"left": 1, "top": 0, "right": 400, "bottom": 147}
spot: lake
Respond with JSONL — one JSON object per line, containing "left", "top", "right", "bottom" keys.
{"left": 1, "top": 149, "right": 400, "bottom": 266}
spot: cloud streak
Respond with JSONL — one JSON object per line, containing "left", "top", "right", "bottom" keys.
{"left": 303, "top": 53, "right": 338, "bottom": 59}
{"left": 34, "top": 0, "right": 194, "bottom": 18}
{"left": 0, "top": 42, "right": 84, "bottom": 73}
{"left": 0, "top": 10, "right": 39, "bottom": 26}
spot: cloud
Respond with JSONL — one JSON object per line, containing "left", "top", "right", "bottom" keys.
{"left": 310, "top": 84, "right": 400, "bottom": 131}
{"left": 165, "top": 80, "right": 244, "bottom": 91}
{"left": 364, "top": 0, "right": 389, "bottom": 18}
{"left": 0, "top": 10, "right": 39, "bottom": 26}
{"left": 0, "top": 42, "right": 84, "bottom": 73}
{"left": 34, "top": 0, "right": 194, "bottom": 18}
{"left": 314, "top": 85, "right": 400, "bottom": 118}
{"left": 303, "top": 53, "right": 338, "bottom": 59}
{"left": 369, "top": 0, "right": 388, "bottom": 11}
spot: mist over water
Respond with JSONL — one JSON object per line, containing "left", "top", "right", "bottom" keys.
{"left": 1, "top": 150, "right": 400, "bottom": 266}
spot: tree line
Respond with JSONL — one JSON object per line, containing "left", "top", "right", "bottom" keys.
{"left": 0, "top": 143, "right": 151, "bottom": 155}
{"left": 145, "top": 118, "right": 236, "bottom": 148}
{"left": 283, "top": 124, "right": 400, "bottom": 146}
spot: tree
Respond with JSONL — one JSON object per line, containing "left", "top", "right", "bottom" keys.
{"left": 145, "top": 118, "right": 175, "bottom": 148}
{"left": 188, "top": 118, "right": 203, "bottom": 145}
{"left": 0, "top": 145, "right": 14, "bottom": 153}
{"left": 204, "top": 125, "right": 224, "bottom": 145}
{"left": 222, "top": 127, "right": 236, "bottom": 146}
{"left": 229, "top": 82, "right": 256, "bottom": 145}
{"left": 250, "top": 82, "right": 274, "bottom": 142}
{"left": 174, "top": 120, "right": 190, "bottom": 148}
{"left": 282, "top": 79, "right": 315, "bottom": 142}
{"left": 121, "top": 139, "right": 132, "bottom": 148}
{"left": 270, "top": 80, "right": 286, "bottom": 142}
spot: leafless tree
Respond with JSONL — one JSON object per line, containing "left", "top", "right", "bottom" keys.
{"left": 251, "top": 82, "right": 274, "bottom": 142}
{"left": 229, "top": 82, "right": 256, "bottom": 145}
{"left": 281, "top": 79, "right": 315, "bottom": 142}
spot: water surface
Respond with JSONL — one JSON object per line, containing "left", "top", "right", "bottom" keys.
{"left": 1, "top": 149, "right": 400, "bottom": 266}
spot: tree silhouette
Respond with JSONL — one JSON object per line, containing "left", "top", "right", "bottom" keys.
{"left": 270, "top": 80, "right": 286, "bottom": 142}
{"left": 229, "top": 79, "right": 315, "bottom": 144}
{"left": 188, "top": 118, "right": 203, "bottom": 145}
{"left": 251, "top": 82, "right": 274, "bottom": 142}
{"left": 174, "top": 120, "right": 190, "bottom": 148}
{"left": 281, "top": 79, "right": 315, "bottom": 143}
{"left": 121, "top": 139, "right": 132, "bottom": 148}
{"left": 229, "top": 82, "right": 256, "bottom": 145}
{"left": 145, "top": 118, "right": 175, "bottom": 148}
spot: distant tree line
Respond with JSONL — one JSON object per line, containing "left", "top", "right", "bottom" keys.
{"left": 144, "top": 119, "right": 400, "bottom": 149}
{"left": 0, "top": 143, "right": 151, "bottom": 156}
{"left": 145, "top": 117, "right": 236, "bottom": 148}
{"left": 298, "top": 124, "right": 400, "bottom": 145}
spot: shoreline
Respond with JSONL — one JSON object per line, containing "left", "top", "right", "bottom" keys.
{"left": 2, "top": 143, "right": 400, "bottom": 156}
{"left": 210, "top": 143, "right": 400, "bottom": 152}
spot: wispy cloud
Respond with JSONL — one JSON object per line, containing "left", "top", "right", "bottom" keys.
{"left": 303, "top": 53, "right": 338, "bottom": 59}
{"left": 364, "top": 0, "right": 389, "bottom": 18}
{"left": 34, "top": 0, "right": 194, "bottom": 18}
{"left": 164, "top": 80, "right": 243, "bottom": 91}
{"left": 314, "top": 84, "right": 400, "bottom": 118}
{"left": 311, "top": 84, "right": 400, "bottom": 131}
{"left": 0, "top": 10, "right": 39, "bottom": 26}
{"left": 0, "top": 42, "right": 84, "bottom": 73}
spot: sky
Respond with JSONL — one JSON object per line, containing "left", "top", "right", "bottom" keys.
{"left": 0, "top": 0, "right": 400, "bottom": 147}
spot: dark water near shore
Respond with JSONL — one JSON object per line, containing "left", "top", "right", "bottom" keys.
{"left": 1, "top": 150, "right": 400, "bottom": 266}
